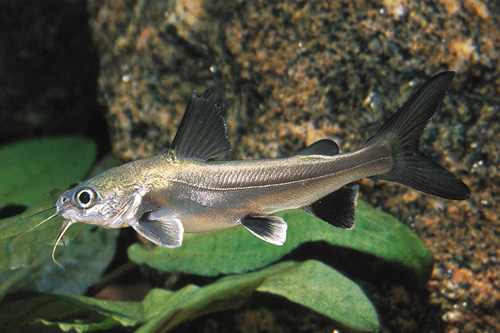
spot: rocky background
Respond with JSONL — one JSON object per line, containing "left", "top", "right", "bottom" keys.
{"left": 1, "top": 0, "right": 499, "bottom": 331}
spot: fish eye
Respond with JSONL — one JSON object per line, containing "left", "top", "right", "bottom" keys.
{"left": 74, "top": 188, "right": 96, "bottom": 209}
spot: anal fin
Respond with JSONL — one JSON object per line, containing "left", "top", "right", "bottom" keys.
{"left": 302, "top": 185, "right": 359, "bottom": 229}
{"left": 132, "top": 212, "right": 184, "bottom": 248}
{"left": 241, "top": 215, "right": 288, "bottom": 245}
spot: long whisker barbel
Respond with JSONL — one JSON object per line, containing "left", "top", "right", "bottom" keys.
{"left": 51, "top": 220, "right": 73, "bottom": 270}
{"left": 12, "top": 207, "right": 58, "bottom": 242}
{"left": 29, "top": 206, "right": 57, "bottom": 218}
{"left": 11, "top": 207, "right": 69, "bottom": 269}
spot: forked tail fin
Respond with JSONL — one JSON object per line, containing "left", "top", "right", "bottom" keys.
{"left": 364, "top": 71, "right": 470, "bottom": 200}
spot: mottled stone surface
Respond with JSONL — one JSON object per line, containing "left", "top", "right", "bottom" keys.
{"left": 84, "top": 0, "right": 498, "bottom": 331}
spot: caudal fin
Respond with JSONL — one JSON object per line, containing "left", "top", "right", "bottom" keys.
{"left": 364, "top": 71, "right": 470, "bottom": 200}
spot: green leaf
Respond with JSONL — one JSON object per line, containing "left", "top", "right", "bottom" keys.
{"left": 0, "top": 137, "right": 96, "bottom": 209}
{"left": 129, "top": 200, "right": 433, "bottom": 287}
{"left": 136, "top": 263, "right": 294, "bottom": 333}
{"left": 0, "top": 260, "right": 379, "bottom": 332}
{"left": 257, "top": 260, "right": 379, "bottom": 332}
{"left": 0, "top": 141, "right": 119, "bottom": 300}
{"left": 0, "top": 292, "right": 140, "bottom": 332}
{"left": 0, "top": 189, "right": 119, "bottom": 299}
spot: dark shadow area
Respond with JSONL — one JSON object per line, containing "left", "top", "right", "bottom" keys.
{"left": 0, "top": 0, "right": 110, "bottom": 158}
{"left": 281, "top": 241, "right": 427, "bottom": 289}
{"left": 169, "top": 292, "right": 339, "bottom": 333}
{"left": 0, "top": 204, "right": 28, "bottom": 219}
{"left": 157, "top": 240, "right": 431, "bottom": 292}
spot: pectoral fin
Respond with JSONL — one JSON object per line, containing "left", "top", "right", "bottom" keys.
{"left": 132, "top": 214, "right": 184, "bottom": 248}
{"left": 241, "top": 215, "right": 287, "bottom": 245}
{"left": 302, "top": 185, "right": 359, "bottom": 229}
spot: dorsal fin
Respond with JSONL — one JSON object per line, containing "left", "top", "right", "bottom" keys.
{"left": 294, "top": 139, "right": 339, "bottom": 156}
{"left": 168, "top": 89, "right": 231, "bottom": 161}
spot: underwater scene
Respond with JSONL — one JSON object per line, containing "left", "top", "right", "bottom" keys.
{"left": 0, "top": 1, "right": 499, "bottom": 332}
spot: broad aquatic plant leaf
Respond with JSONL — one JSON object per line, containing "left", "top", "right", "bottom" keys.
{"left": 0, "top": 144, "right": 121, "bottom": 300}
{"left": 129, "top": 200, "right": 434, "bottom": 287}
{"left": 0, "top": 189, "right": 119, "bottom": 299}
{"left": 136, "top": 262, "right": 299, "bottom": 332}
{"left": 0, "top": 260, "right": 379, "bottom": 332}
{"left": 0, "top": 292, "right": 141, "bottom": 332}
{"left": 139, "top": 260, "right": 378, "bottom": 332}
{"left": 257, "top": 260, "right": 379, "bottom": 332}
{"left": 0, "top": 137, "right": 96, "bottom": 209}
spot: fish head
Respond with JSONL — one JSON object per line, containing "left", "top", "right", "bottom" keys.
{"left": 33, "top": 164, "right": 146, "bottom": 268}
{"left": 56, "top": 167, "right": 144, "bottom": 228}
{"left": 56, "top": 184, "right": 106, "bottom": 225}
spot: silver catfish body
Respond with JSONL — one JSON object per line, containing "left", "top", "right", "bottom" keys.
{"left": 52, "top": 72, "right": 470, "bottom": 253}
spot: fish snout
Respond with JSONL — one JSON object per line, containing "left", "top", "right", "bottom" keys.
{"left": 56, "top": 194, "right": 71, "bottom": 212}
